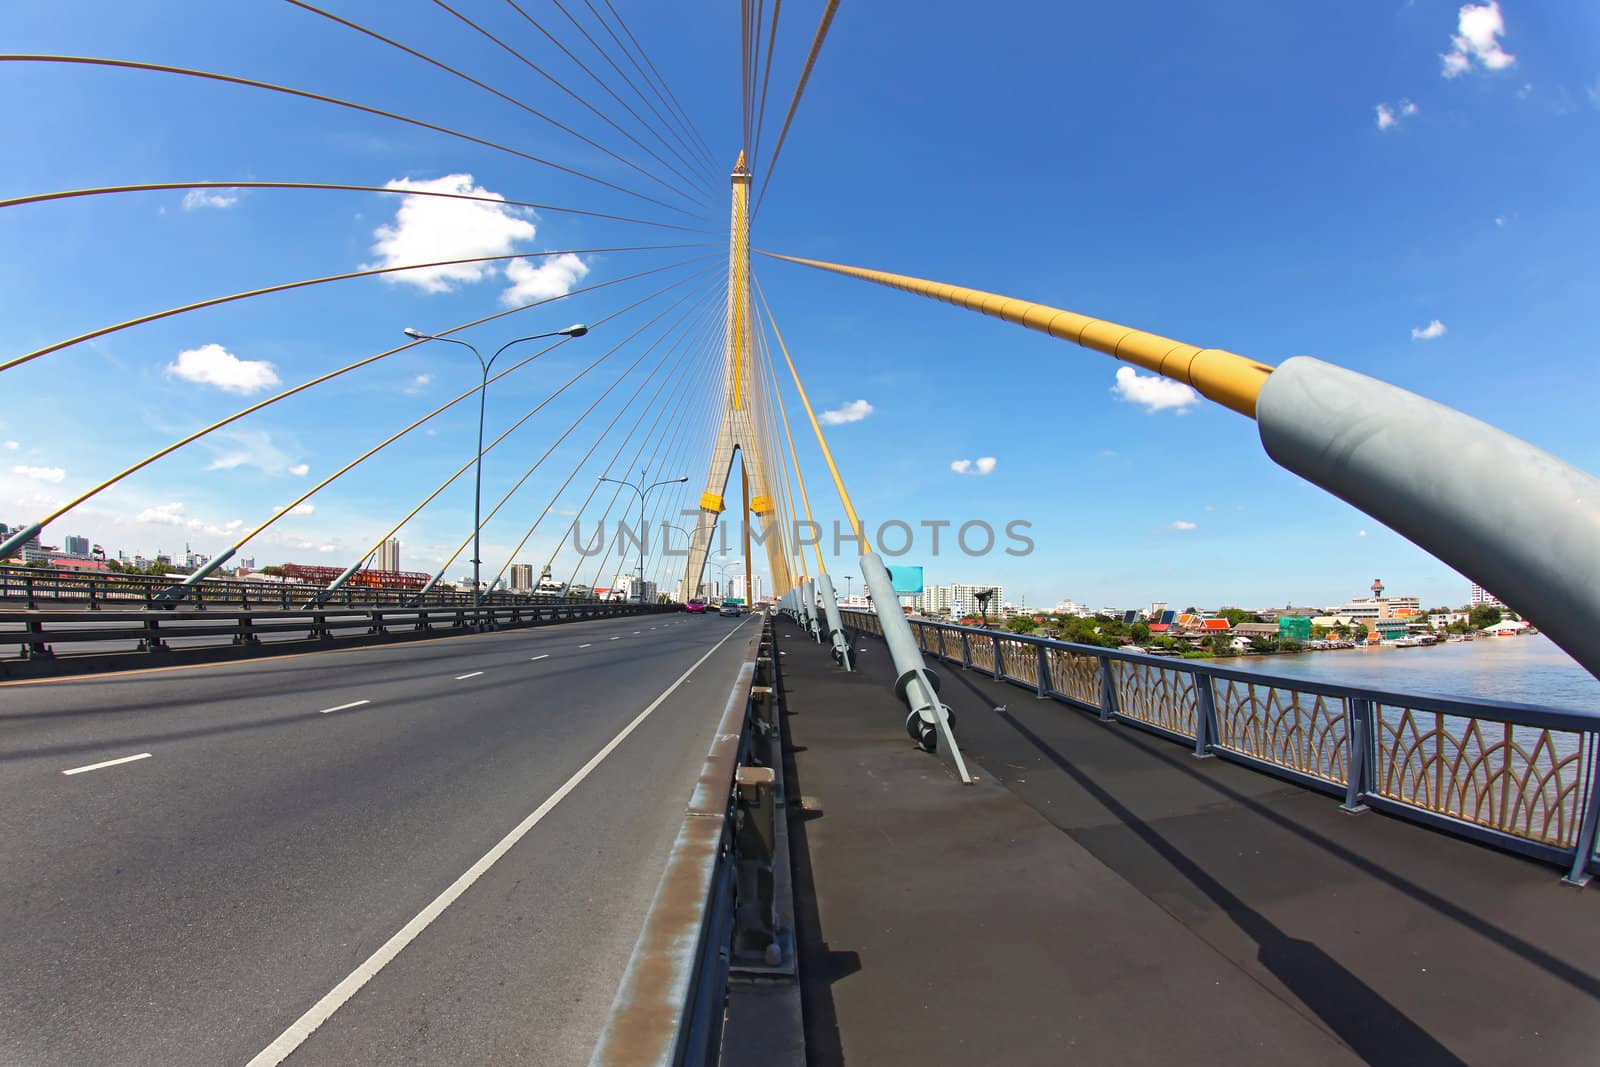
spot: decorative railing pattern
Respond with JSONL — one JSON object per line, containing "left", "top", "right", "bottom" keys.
{"left": 1212, "top": 679, "right": 1348, "bottom": 784}
{"left": 1372, "top": 707, "right": 1595, "bottom": 848}
{"left": 835, "top": 609, "right": 1600, "bottom": 881}
{"left": 1110, "top": 660, "right": 1199, "bottom": 738}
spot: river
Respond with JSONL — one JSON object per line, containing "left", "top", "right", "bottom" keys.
{"left": 1217, "top": 634, "right": 1600, "bottom": 713}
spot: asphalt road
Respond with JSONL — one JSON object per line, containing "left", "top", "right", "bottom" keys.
{"left": 0, "top": 609, "right": 758, "bottom": 1065}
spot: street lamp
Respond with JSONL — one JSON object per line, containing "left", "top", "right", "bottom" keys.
{"left": 403, "top": 323, "right": 588, "bottom": 630}
{"left": 711, "top": 557, "right": 745, "bottom": 602}
{"left": 844, "top": 575, "right": 854, "bottom": 599}
{"left": 598, "top": 472, "right": 689, "bottom": 603}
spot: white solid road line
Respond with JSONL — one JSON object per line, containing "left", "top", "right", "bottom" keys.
{"left": 318, "top": 700, "right": 371, "bottom": 715}
{"left": 530, "top": 654, "right": 549, "bottom": 661}
{"left": 633, "top": 631, "right": 641, "bottom": 635}
{"left": 62, "top": 752, "right": 152, "bottom": 776}
{"left": 579, "top": 643, "right": 592, "bottom": 648}
{"left": 455, "top": 671, "right": 484, "bottom": 680}
{"left": 609, "top": 636, "right": 620, "bottom": 641}
{"left": 245, "top": 614, "right": 755, "bottom": 1067}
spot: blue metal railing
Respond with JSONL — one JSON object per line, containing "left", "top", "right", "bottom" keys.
{"left": 841, "top": 611, "right": 1600, "bottom": 884}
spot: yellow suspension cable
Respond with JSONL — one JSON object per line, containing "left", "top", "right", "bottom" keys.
{"left": 17, "top": 255, "right": 713, "bottom": 541}
{"left": 753, "top": 271, "right": 871, "bottom": 553}
{"left": 285, "top": 0, "right": 709, "bottom": 210}
{"left": 0, "top": 55, "right": 705, "bottom": 221}
{"left": 1, "top": 243, "right": 702, "bottom": 374}
{"left": 0, "top": 180, "right": 715, "bottom": 234}
{"left": 752, "top": 0, "right": 840, "bottom": 217}
{"left": 434, "top": 284, "right": 719, "bottom": 584}
{"left": 347, "top": 269, "right": 716, "bottom": 584}
{"left": 423, "top": 0, "right": 716, "bottom": 201}
{"left": 597, "top": 0, "right": 721, "bottom": 170}
{"left": 757, "top": 251, "right": 1274, "bottom": 418}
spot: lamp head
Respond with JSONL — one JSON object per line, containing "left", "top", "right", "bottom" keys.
{"left": 403, "top": 327, "right": 426, "bottom": 340}
{"left": 559, "top": 323, "right": 589, "bottom": 338}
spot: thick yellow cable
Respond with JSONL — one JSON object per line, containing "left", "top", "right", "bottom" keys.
{"left": 0, "top": 181, "right": 714, "bottom": 234}
{"left": 752, "top": 0, "right": 783, "bottom": 163}
{"left": 752, "top": 272, "right": 871, "bottom": 553}
{"left": 752, "top": 0, "right": 840, "bottom": 217}
{"left": 757, "top": 251, "right": 1275, "bottom": 418}
{"left": 1, "top": 244, "right": 701, "bottom": 374}
{"left": 19, "top": 255, "right": 714, "bottom": 536}
{"left": 0, "top": 55, "right": 702, "bottom": 220}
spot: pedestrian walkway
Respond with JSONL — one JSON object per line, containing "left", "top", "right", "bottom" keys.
{"left": 774, "top": 616, "right": 1600, "bottom": 1066}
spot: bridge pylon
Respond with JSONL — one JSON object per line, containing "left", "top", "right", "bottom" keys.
{"left": 682, "top": 151, "right": 792, "bottom": 602}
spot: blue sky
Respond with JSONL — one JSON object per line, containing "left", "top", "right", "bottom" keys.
{"left": 1, "top": 0, "right": 1596, "bottom": 610}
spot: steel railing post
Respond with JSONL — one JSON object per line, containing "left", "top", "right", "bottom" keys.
{"left": 1563, "top": 739, "right": 1600, "bottom": 887}
{"left": 1036, "top": 643, "right": 1050, "bottom": 698}
{"left": 1097, "top": 655, "right": 1118, "bottom": 722}
{"left": 1342, "top": 698, "right": 1376, "bottom": 814}
{"left": 992, "top": 633, "right": 1004, "bottom": 679}
{"left": 1193, "top": 671, "right": 1218, "bottom": 758}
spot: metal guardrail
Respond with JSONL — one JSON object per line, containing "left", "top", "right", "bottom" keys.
{"left": 591, "top": 614, "right": 798, "bottom": 1067}
{"left": 841, "top": 611, "right": 1600, "bottom": 885}
{"left": 0, "top": 601, "right": 677, "bottom": 670}
{"left": 0, "top": 564, "right": 630, "bottom": 611}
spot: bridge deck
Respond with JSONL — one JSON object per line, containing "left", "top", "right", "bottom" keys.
{"left": 775, "top": 617, "right": 1600, "bottom": 1066}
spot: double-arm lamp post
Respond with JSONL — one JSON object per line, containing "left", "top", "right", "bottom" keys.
{"left": 598, "top": 473, "right": 689, "bottom": 604}
{"left": 402, "top": 323, "right": 589, "bottom": 630}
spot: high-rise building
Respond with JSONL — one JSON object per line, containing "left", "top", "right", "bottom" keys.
{"left": 920, "top": 583, "right": 1006, "bottom": 619}
{"left": 64, "top": 535, "right": 90, "bottom": 557}
{"left": 375, "top": 538, "right": 400, "bottom": 572}
{"left": 1469, "top": 582, "right": 1504, "bottom": 608}
{"left": 510, "top": 563, "right": 534, "bottom": 593}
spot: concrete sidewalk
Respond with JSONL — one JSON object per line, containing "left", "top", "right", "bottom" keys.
{"left": 774, "top": 616, "right": 1600, "bottom": 1066}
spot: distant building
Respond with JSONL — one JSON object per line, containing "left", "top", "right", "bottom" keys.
{"left": 921, "top": 583, "right": 1005, "bottom": 619}
{"left": 1429, "top": 612, "right": 1469, "bottom": 630}
{"left": 376, "top": 539, "right": 401, "bottom": 573}
{"left": 1469, "top": 582, "right": 1504, "bottom": 609}
{"left": 510, "top": 563, "right": 534, "bottom": 593}
{"left": 64, "top": 535, "right": 90, "bottom": 557}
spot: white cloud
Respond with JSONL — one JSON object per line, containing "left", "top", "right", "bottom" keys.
{"left": 1376, "top": 99, "right": 1418, "bottom": 130}
{"left": 1111, "top": 366, "right": 1197, "bottom": 413}
{"left": 272, "top": 503, "right": 315, "bottom": 517}
{"left": 205, "top": 430, "right": 298, "bottom": 475}
{"left": 369, "top": 174, "right": 536, "bottom": 292}
{"left": 168, "top": 343, "right": 281, "bottom": 394}
{"left": 288, "top": 463, "right": 310, "bottom": 477}
{"left": 1411, "top": 319, "right": 1447, "bottom": 340}
{"left": 402, "top": 373, "right": 433, "bottom": 395}
{"left": 950, "top": 457, "right": 997, "bottom": 476}
{"left": 1204, "top": 504, "right": 1216, "bottom": 511}
{"left": 1494, "top": 216, "right": 1506, "bottom": 227}
{"left": 1359, "top": 529, "right": 1370, "bottom": 537}
{"left": 13, "top": 464, "right": 64, "bottom": 483}
{"left": 501, "top": 253, "right": 590, "bottom": 306}
{"left": 819, "top": 399, "right": 874, "bottom": 425}
{"left": 182, "top": 188, "right": 238, "bottom": 210}
{"left": 3, "top": 441, "right": 18, "bottom": 450}
{"left": 1169, "top": 521, "right": 1197, "bottom": 531}
{"left": 133, "top": 501, "right": 241, "bottom": 538}
{"left": 1442, "top": 2, "right": 1515, "bottom": 78}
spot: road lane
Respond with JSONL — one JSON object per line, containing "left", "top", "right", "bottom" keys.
{"left": 0, "top": 609, "right": 754, "bottom": 1065}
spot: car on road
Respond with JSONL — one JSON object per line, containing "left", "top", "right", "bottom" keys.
{"left": 685, "top": 599, "right": 707, "bottom": 613}
{"left": 718, "top": 601, "right": 742, "bottom": 617}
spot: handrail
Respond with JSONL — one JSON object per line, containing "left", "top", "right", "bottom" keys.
{"left": 840, "top": 609, "right": 1600, "bottom": 885}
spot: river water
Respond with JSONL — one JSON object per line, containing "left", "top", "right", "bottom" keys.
{"left": 1218, "top": 634, "right": 1600, "bottom": 713}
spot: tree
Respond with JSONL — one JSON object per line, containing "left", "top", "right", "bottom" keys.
{"left": 1219, "top": 607, "right": 1256, "bottom": 625}
{"left": 1470, "top": 605, "right": 1502, "bottom": 629}
{"left": 1207, "top": 632, "right": 1234, "bottom": 656}
{"left": 261, "top": 565, "right": 286, "bottom": 577}
{"left": 1131, "top": 621, "right": 1150, "bottom": 644}
{"left": 1005, "top": 615, "right": 1037, "bottom": 634}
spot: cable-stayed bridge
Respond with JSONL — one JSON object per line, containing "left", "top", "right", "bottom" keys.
{"left": 2, "top": 3, "right": 1597, "bottom": 1064}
